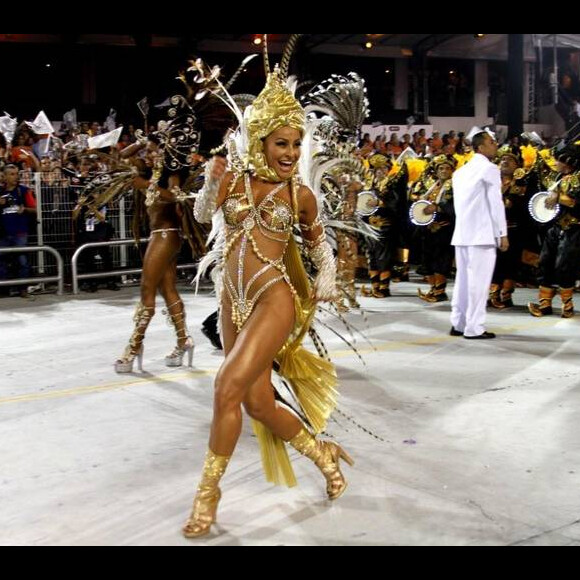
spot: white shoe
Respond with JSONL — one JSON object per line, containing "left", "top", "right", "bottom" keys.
{"left": 165, "top": 338, "right": 195, "bottom": 368}
{"left": 115, "top": 346, "right": 144, "bottom": 374}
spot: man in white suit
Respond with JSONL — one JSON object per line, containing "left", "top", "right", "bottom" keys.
{"left": 450, "top": 130, "right": 509, "bottom": 339}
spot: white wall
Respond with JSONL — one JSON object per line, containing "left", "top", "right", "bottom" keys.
{"left": 429, "top": 117, "right": 495, "bottom": 135}
{"left": 362, "top": 124, "right": 434, "bottom": 140}
{"left": 364, "top": 119, "right": 558, "bottom": 143}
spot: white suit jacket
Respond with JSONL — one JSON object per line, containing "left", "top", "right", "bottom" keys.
{"left": 451, "top": 153, "right": 508, "bottom": 247}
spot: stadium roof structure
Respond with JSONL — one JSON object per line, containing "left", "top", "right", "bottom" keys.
{"left": 1, "top": 34, "right": 578, "bottom": 60}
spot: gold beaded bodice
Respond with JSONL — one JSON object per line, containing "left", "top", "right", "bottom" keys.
{"left": 222, "top": 173, "right": 297, "bottom": 331}
{"left": 223, "top": 174, "right": 294, "bottom": 236}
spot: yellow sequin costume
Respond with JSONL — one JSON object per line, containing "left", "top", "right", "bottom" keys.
{"left": 195, "top": 67, "right": 339, "bottom": 487}
{"left": 220, "top": 168, "right": 338, "bottom": 486}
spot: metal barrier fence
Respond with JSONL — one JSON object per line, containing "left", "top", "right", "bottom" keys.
{"left": 71, "top": 239, "right": 198, "bottom": 295}
{"left": 18, "top": 171, "right": 143, "bottom": 280}
{"left": 0, "top": 171, "right": 196, "bottom": 295}
{"left": 0, "top": 246, "right": 64, "bottom": 295}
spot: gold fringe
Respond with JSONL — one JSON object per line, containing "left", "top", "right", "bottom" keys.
{"left": 253, "top": 235, "right": 339, "bottom": 486}
{"left": 252, "top": 420, "right": 298, "bottom": 488}
{"left": 285, "top": 235, "right": 311, "bottom": 301}
{"left": 277, "top": 345, "right": 338, "bottom": 434}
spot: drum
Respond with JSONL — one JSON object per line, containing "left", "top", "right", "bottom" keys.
{"left": 356, "top": 191, "right": 379, "bottom": 217}
{"left": 410, "top": 200, "right": 437, "bottom": 227}
{"left": 529, "top": 192, "right": 560, "bottom": 224}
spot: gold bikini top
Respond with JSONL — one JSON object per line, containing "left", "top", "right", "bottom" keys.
{"left": 223, "top": 173, "right": 295, "bottom": 243}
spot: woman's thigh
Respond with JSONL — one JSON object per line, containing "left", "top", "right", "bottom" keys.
{"left": 218, "top": 285, "right": 295, "bottom": 395}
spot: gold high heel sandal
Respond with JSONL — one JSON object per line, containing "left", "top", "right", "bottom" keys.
{"left": 319, "top": 441, "right": 355, "bottom": 501}
{"left": 183, "top": 488, "right": 222, "bottom": 539}
{"left": 289, "top": 428, "right": 355, "bottom": 501}
{"left": 183, "top": 450, "right": 231, "bottom": 540}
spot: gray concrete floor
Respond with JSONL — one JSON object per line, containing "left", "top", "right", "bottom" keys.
{"left": 1, "top": 281, "right": 579, "bottom": 546}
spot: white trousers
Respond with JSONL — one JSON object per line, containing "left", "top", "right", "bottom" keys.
{"left": 451, "top": 246, "right": 497, "bottom": 338}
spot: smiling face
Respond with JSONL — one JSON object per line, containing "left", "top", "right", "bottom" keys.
{"left": 263, "top": 126, "right": 303, "bottom": 181}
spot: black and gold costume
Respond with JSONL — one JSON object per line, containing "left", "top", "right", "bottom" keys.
{"left": 364, "top": 160, "right": 408, "bottom": 298}
{"left": 412, "top": 155, "right": 456, "bottom": 303}
{"left": 529, "top": 146, "right": 580, "bottom": 318}
{"left": 489, "top": 148, "right": 532, "bottom": 308}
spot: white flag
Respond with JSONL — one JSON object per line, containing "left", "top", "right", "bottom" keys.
{"left": 0, "top": 112, "right": 18, "bottom": 142}
{"left": 137, "top": 97, "right": 150, "bottom": 117}
{"left": 155, "top": 97, "right": 172, "bottom": 109}
{"left": 104, "top": 108, "right": 117, "bottom": 132}
{"left": 26, "top": 111, "right": 55, "bottom": 135}
{"left": 63, "top": 134, "right": 90, "bottom": 153}
{"left": 36, "top": 136, "right": 51, "bottom": 157}
{"left": 396, "top": 147, "right": 419, "bottom": 166}
{"left": 88, "top": 126, "right": 123, "bottom": 150}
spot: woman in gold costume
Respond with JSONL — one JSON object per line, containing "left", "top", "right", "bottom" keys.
{"left": 113, "top": 134, "right": 201, "bottom": 374}
{"left": 183, "top": 40, "right": 354, "bottom": 539}
{"left": 79, "top": 66, "right": 230, "bottom": 374}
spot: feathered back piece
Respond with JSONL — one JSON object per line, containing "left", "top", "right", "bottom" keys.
{"left": 72, "top": 153, "right": 138, "bottom": 221}
{"left": 302, "top": 73, "right": 370, "bottom": 140}
{"left": 259, "top": 33, "right": 304, "bottom": 78}
{"left": 300, "top": 72, "right": 371, "bottom": 199}
{"left": 297, "top": 72, "right": 378, "bottom": 263}
{"left": 73, "top": 58, "right": 237, "bottom": 258}
{"left": 155, "top": 95, "right": 202, "bottom": 172}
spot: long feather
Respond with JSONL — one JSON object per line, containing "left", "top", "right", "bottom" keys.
{"left": 302, "top": 73, "right": 370, "bottom": 137}
{"left": 280, "top": 34, "right": 303, "bottom": 80}
{"left": 225, "top": 54, "right": 258, "bottom": 91}
{"left": 263, "top": 34, "right": 270, "bottom": 76}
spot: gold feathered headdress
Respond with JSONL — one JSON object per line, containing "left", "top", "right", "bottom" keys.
{"left": 246, "top": 35, "right": 305, "bottom": 182}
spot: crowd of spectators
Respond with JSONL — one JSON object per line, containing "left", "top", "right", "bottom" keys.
{"left": 0, "top": 111, "right": 563, "bottom": 299}
{"left": 0, "top": 117, "right": 150, "bottom": 297}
